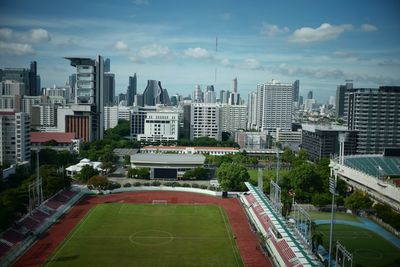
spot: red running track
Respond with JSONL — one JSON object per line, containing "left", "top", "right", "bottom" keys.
{"left": 13, "top": 191, "right": 272, "bottom": 267}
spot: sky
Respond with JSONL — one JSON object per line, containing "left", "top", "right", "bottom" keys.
{"left": 0, "top": 0, "right": 399, "bottom": 102}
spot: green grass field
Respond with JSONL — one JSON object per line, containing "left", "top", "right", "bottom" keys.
{"left": 44, "top": 203, "right": 243, "bottom": 267}
{"left": 308, "top": 211, "right": 361, "bottom": 222}
{"left": 317, "top": 224, "right": 400, "bottom": 267}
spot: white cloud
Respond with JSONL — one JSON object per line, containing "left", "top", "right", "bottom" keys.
{"left": 27, "top": 28, "right": 51, "bottom": 43}
{"left": 0, "top": 41, "right": 35, "bottom": 55}
{"left": 133, "top": 0, "right": 149, "bottom": 5}
{"left": 114, "top": 41, "right": 128, "bottom": 51}
{"left": 221, "top": 13, "right": 232, "bottom": 21}
{"left": 0, "top": 27, "right": 50, "bottom": 43}
{"left": 221, "top": 58, "right": 234, "bottom": 68}
{"left": 239, "top": 58, "right": 264, "bottom": 70}
{"left": 361, "top": 24, "right": 378, "bottom": 32}
{"left": 290, "top": 23, "right": 353, "bottom": 43}
{"left": 183, "top": 47, "right": 213, "bottom": 60}
{"left": 261, "top": 23, "right": 289, "bottom": 37}
{"left": 129, "top": 43, "right": 170, "bottom": 63}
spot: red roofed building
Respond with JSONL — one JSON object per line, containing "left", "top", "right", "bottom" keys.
{"left": 30, "top": 132, "right": 77, "bottom": 148}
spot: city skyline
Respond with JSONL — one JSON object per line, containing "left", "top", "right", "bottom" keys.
{"left": 1, "top": 0, "right": 400, "bottom": 101}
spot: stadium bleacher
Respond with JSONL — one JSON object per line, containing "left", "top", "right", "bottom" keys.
{"left": 344, "top": 156, "right": 400, "bottom": 178}
{"left": 0, "top": 189, "right": 78, "bottom": 259}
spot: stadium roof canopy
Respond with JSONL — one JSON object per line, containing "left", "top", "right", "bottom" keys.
{"left": 344, "top": 155, "right": 400, "bottom": 177}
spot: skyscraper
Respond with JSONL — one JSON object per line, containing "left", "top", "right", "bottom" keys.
{"left": 104, "top": 73, "right": 115, "bottom": 106}
{"left": 345, "top": 86, "right": 400, "bottom": 154}
{"left": 65, "top": 55, "right": 104, "bottom": 140}
{"left": 193, "top": 85, "right": 203, "bottom": 103}
{"left": 307, "top": 90, "right": 313, "bottom": 100}
{"left": 232, "top": 77, "right": 237, "bottom": 93}
{"left": 293, "top": 80, "right": 299, "bottom": 102}
{"left": 141, "top": 80, "right": 170, "bottom": 106}
{"left": 29, "top": 61, "right": 38, "bottom": 95}
{"left": 127, "top": 73, "right": 137, "bottom": 106}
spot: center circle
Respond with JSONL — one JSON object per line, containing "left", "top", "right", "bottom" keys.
{"left": 355, "top": 249, "right": 383, "bottom": 259}
{"left": 129, "top": 230, "right": 174, "bottom": 246}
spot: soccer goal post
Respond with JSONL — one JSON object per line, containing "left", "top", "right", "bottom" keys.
{"left": 152, "top": 200, "right": 168, "bottom": 205}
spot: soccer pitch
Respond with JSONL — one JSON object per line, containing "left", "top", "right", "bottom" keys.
{"left": 318, "top": 224, "right": 400, "bottom": 267}
{"left": 44, "top": 203, "right": 244, "bottom": 267}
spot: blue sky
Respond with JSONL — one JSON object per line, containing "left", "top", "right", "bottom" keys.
{"left": 0, "top": 0, "right": 399, "bottom": 102}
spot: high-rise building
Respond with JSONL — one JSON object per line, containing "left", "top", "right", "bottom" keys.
{"left": 345, "top": 86, "right": 400, "bottom": 154}
{"left": 255, "top": 79, "right": 293, "bottom": 132}
{"left": 0, "top": 110, "right": 30, "bottom": 164}
{"left": 140, "top": 80, "right": 170, "bottom": 106}
{"left": 104, "top": 73, "right": 115, "bottom": 106}
{"left": 232, "top": 77, "right": 238, "bottom": 93}
{"left": 190, "top": 103, "right": 220, "bottom": 140}
{"left": 204, "top": 85, "right": 216, "bottom": 103}
{"left": 1, "top": 80, "right": 26, "bottom": 95}
{"left": 104, "top": 105, "right": 132, "bottom": 130}
{"left": 127, "top": 74, "right": 137, "bottom": 106}
{"left": 307, "top": 90, "right": 313, "bottom": 100}
{"left": 193, "top": 85, "right": 203, "bottom": 103}
{"left": 336, "top": 80, "right": 353, "bottom": 117}
{"left": 65, "top": 55, "right": 104, "bottom": 141}
{"left": 29, "top": 61, "right": 38, "bottom": 95}
{"left": 247, "top": 92, "right": 257, "bottom": 130}
{"left": 219, "top": 104, "right": 247, "bottom": 133}
{"left": 293, "top": 80, "right": 299, "bottom": 103}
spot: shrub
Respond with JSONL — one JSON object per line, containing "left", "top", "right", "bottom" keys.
{"left": 163, "top": 182, "right": 173, "bottom": 187}
{"left": 151, "top": 181, "right": 161, "bottom": 186}
{"left": 191, "top": 183, "right": 199, "bottom": 188}
{"left": 200, "top": 184, "right": 208, "bottom": 189}
{"left": 171, "top": 182, "right": 180, "bottom": 187}
{"left": 143, "top": 182, "right": 151, "bottom": 186}
{"left": 133, "top": 182, "right": 142, "bottom": 187}
{"left": 123, "top": 183, "right": 131, "bottom": 188}
{"left": 182, "top": 183, "right": 191, "bottom": 187}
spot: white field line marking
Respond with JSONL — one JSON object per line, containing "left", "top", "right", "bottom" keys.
{"left": 46, "top": 206, "right": 97, "bottom": 265}
{"left": 218, "top": 206, "right": 241, "bottom": 267}
{"left": 77, "top": 235, "right": 229, "bottom": 240}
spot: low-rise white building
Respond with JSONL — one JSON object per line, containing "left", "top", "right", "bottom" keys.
{"left": 141, "top": 145, "right": 239, "bottom": 155}
{"left": 65, "top": 158, "right": 102, "bottom": 177}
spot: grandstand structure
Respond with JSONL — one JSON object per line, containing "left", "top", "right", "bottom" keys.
{"left": 241, "top": 182, "right": 321, "bottom": 267}
{"left": 330, "top": 154, "right": 400, "bottom": 211}
{"left": 0, "top": 189, "right": 81, "bottom": 265}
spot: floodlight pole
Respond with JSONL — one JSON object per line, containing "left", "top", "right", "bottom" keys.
{"left": 328, "top": 163, "right": 338, "bottom": 267}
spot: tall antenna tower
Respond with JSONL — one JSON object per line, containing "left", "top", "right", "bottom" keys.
{"left": 214, "top": 36, "right": 218, "bottom": 84}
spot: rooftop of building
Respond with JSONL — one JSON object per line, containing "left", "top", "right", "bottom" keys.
{"left": 31, "top": 132, "right": 76, "bottom": 144}
{"left": 301, "top": 123, "right": 349, "bottom": 132}
{"left": 344, "top": 154, "right": 400, "bottom": 178}
{"left": 131, "top": 153, "right": 205, "bottom": 165}
{"left": 142, "top": 145, "right": 239, "bottom": 151}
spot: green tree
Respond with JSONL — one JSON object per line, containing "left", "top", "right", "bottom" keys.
{"left": 123, "top": 155, "right": 130, "bottom": 166}
{"left": 183, "top": 167, "right": 209, "bottom": 180}
{"left": 344, "top": 190, "right": 373, "bottom": 213}
{"left": 87, "top": 176, "right": 110, "bottom": 190}
{"left": 78, "top": 165, "right": 99, "bottom": 182}
{"left": 127, "top": 168, "right": 150, "bottom": 179}
{"left": 216, "top": 163, "right": 249, "bottom": 191}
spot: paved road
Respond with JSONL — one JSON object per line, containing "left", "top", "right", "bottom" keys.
{"left": 315, "top": 218, "right": 400, "bottom": 248}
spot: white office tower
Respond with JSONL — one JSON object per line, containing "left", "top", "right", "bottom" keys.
{"left": 39, "top": 104, "right": 57, "bottom": 127}
{"left": 1, "top": 80, "right": 26, "bottom": 95}
{"left": 257, "top": 79, "right": 293, "bottom": 132}
{"left": 104, "top": 106, "right": 132, "bottom": 130}
{"left": 304, "top": 98, "right": 316, "bottom": 112}
{"left": 190, "top": 103, "right": 221, "bottom": 141}
{"left": 193, "top": 85, "right": 203, "bottom": 103}
{"left": 137, "top": 109, "right": 179, "bottom": 142}
{"left": 43, "top": 85, "right": 73, "bottom": 103}
{"left": 247, "top": 92, "right": 257, "bottom": 130}
{"left": 0, "top": 110, "right": 30, "bottom": 164}
{"left": 204, "top": 90, "right": 216, "bottom": 103}
{"left": 219, "top": 104, "right": 247, "bottom": 133}
{"left": 328, "top": 96, "right": 335, "bottom": 106}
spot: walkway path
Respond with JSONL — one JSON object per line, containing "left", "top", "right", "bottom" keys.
{"left": 315, "top": 217, "right": 400, "bottom": 249}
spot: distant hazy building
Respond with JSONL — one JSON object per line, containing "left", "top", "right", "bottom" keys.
{"left": 336, "top": 80, "right": 353, "bottom": 117}
{"left": 232, "top": 77, "right": 238, "bottom": 93}
{"left": 1, "top": 80, "right": 26, "bottom": 95}
{"left": 293, "top": 80, "right": 299, "bottom": 103}
{"left": 190, "top": 103, "right": 221, "bottom": 141}
{"left": 235, "top": 131, "right": 271, "bottom": 149}
{"left": 103, "top": 73, "right": 115, "bottom": 106}
{"left": 307, "top": 90, "right": 313, "bottom": 100}
{"left": 345, "top": 86, "right": 400, "bottom": 154}
{"left": 219, "top": 104, "right": 247, "bottom": 133}
{"left": 219, "top": 90, "right": 230, "bottom": 104}
{"left": 193, "top": 85, "right": 203, "bottom": 103}
{"left": 43, "top": 85, "right": 73, "bottom": 102}
{"left": 127, "top": 74, "right": 137, "bottom": 106}
{"left": 247, "top": 92, "right": 257, "bottom": 130}
{"left": 0, "top": 110, "right": 30, "bottom": 164}
{"left": 204, "top": 85, "right": 216, "bottom": 104}
{"left": 139, "top": 80, "right": 170, "bottom": 106}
